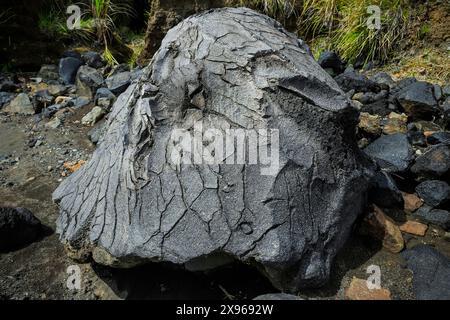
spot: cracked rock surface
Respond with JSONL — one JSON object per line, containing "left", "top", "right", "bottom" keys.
{"left": 53, "top": 7, "right": 372, "bottom": 292}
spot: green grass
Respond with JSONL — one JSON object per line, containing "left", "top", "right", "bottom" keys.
{"left": 237, "top": 0, "right": 298, "bottom": 19}
{"left": 298, "top": 0, "right": 409, "bottom": 64}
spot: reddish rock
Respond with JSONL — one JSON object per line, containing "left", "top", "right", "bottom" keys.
{"left": 399, "top": 221, "right": 428, "bottom": 236}
{"left": 345, "top": 277, "right": 392, "bottom": 300}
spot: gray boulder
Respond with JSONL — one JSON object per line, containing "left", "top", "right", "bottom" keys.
{"left": 53, "top": 8, "right": 372, "bottom": 292}
{"left": 402, "top": 245, "right": 450, "bottom": 300}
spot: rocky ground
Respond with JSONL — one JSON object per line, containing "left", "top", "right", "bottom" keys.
{"left": 0, "top": 47, "right": 450, "bottom": 300}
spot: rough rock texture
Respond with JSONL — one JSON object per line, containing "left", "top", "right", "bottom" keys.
{"left": 53, "top": 8, "right": 372, "bottom": 292}
{"left": 138, "top": 1, "right": 300, "bottom": 65}
{"left": 402, "top": 245, "right": 450, "bottom": 300}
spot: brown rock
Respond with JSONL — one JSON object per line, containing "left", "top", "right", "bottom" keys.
{"left": 399, "top": 221, "right": 428, "bottom": 236}
{"left": 358, "top": 112, "right": 382, "bottom": 135}
{"left": 364, "top": 205, "right": 404, "bottom": 253}
{"left": 402, "top": 192, "right": 423, "bottom": 213}
{"left": 345, "top": 277, "right": 392, "bottom": 300}
{"left": 383, "top": 112, "right": 408, "bottom": 135}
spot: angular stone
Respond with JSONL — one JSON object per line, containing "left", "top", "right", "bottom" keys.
{"left": 397, "top": 81, "right": 438, "bottom": 120}
{"left": 363, "top": 205, "right": 404, "bottom": 253}
{"left": 76, "top": 65, "right": 105, "bottom": 99}
{"left": 402, "top": 192, "right": 423, "bottom": 213}
{"left": 82, "top": 51, "right": 106, "bottom": 69}
{"left": 335, "top": 70, "right": 380, "bottom": 93}
{"left": 318, "top": 51, "right": 344, "bottom": 76}
{"left": 59, "top": 57, "right": 83, "bottom": 85}
{"left": 411, "top": 145, "right": 450, "bottom": 179}
{"left": 364, "top": 133, "right": 414, "bottom": 173}
{"left": 105, "top": 71, "right": 131, "bottom": 95}
{"left": 414, "top": 206, "right": 450, "bottom": 230}
{"left": 52, "top": 8, "right": 373, "bottom": 292}
{"left": 399, "top": 221, "right": 428, "bottom": 236}
{"left": 415, "top": 180, "right": 450, "bottom": 207}
{"left": 81, "top": 106, "right": 106, "bottom": 126}
{"left": 345, "top": 277, "right": 391, "bottom": 300}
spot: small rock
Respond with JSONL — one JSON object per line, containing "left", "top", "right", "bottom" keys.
{"left": 45, "top": 117, "right": 62, "bottom": 129}
{"left": 397, "top": 81, "right": 438, "bottom": 120}
{"left": 48, "top": 84, "right": 67, "bottom": 97}
{"left": 76, "top": 65, "right": 105, "bottom": 99}
{"left": 399, "top": 221, "right": 428, "bottom": 236}
{"left": 81, "top": 51, "right": 106, "bottom": 69}
{"left": 363, "top": 205, "right": 404, "bottom": 253}
{"left": 0, "top": 207, "right": 42, "bottom": 252}
{"left": 358, "top": 112, "right": 381, "bottom": 135}
{"left": 364, "top": 133, "right": 414, "bottom": 173}
{"left": 318, "top": 51, "right": 344, "bottom": 76}
{"left": 383, "top": 112, "right": 408, "bottom": 135}
{"left": 69, "top": 97, "right": 91, "bottom": 109}
{"left": 3, "top": 93, "right": 34, "bottom": 115}
{"left": 59, "top": 57, "right": 83, "bottom": 85}
{"left": 402, "top": 192, "right": 423, "bottom": 213}
{"left": 106, "top": 71, "right": 131, "bottom": 95}
{"left": 82, "top": 107, "right": 106, "bottom": 126}
{"left": 401, "top": 245, "right": 450, "bottom": 300}
{"left": 370, "top": 72, "right": 394, "bottom": 89}
{"left": 415, "top": 180, "right": 450, "bottom": 207}
{"left": 345, "top": 277, "right": 391, "bottom": 300}
{"left": 335, "top": 69, "right": 380, "bottom": 93}
{"left": 411, "top": 145, "right": 450, "bottom": 179}
{"left": 414, "top": 205, "right": 450, "bottom": 230}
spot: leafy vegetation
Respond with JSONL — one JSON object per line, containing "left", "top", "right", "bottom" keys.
{"left": 297, "top": 0, "right": 409, "bottom": 64}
